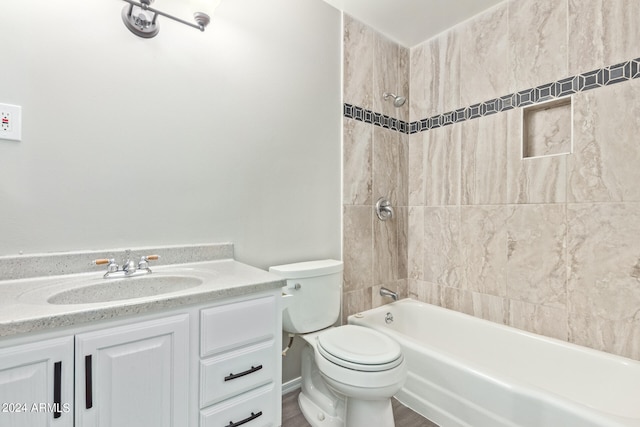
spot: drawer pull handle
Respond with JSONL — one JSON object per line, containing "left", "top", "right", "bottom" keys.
{"left": 227, "top": 410, "right": 262, "bottom": 427}
{"left": 224, "top": 365, "right": 263, "bottom": 382}
{"left": 53, "top": 361, "right": 62, "bottom": 419}
{"left": 85, "top": 355, "right": 93, "bottom": 409}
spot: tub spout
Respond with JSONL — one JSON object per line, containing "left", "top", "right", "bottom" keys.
{"left": 380, "top": 287, "right": 398, "bottom": 301}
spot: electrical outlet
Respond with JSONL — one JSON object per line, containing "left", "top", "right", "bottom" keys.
{"left": 0, "top": 103, "right": 22, "bottom": 141}
{"left": 1, "top": 112, "right": 9, "bottom": 132}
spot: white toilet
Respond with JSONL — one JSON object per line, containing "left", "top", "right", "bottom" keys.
{"left": 270, "top": 260, "right": 406, "bottom": 427}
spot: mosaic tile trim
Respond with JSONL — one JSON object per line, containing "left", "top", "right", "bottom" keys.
{"left": 343, "top": 103, "right": 409, "bottom": 133}
{"left": 343, "top": 57, "right": 640, "bottom": 134}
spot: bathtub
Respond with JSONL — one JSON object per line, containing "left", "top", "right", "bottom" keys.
{"left": 348, "top": 299, "right": 640, "bottom": 427}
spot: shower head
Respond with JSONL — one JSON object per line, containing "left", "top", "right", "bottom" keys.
{"left": 383, "top": 92, "right": 406, "bottom": 108}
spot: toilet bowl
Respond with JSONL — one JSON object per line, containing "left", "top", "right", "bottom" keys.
{"left": 313, "top": 325, "right": 406, "bottom": 427}
{"left": 297, "top": 326, "right": 406, "bottom": 427}
{"left": 269, "top": 260, "right": 406, "bottom": 427}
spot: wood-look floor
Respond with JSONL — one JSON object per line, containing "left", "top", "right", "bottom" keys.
{"left": 282, "top": 389, "right": 439, "bottom": 427}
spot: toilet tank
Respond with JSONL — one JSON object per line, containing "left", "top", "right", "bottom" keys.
{"left": 269, "top": 260, "right": 343, "bottom": 334}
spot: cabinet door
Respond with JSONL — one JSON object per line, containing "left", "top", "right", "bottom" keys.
{"left": 75, "top": 314, "right": 189, "bottom": 427}
{"left": 0, "top": 336, "right": 74, "bottom": 427}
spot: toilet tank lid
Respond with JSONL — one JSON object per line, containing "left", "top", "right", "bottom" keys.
{"left": 269, "top": 259, "right": 343, "bottom": 279}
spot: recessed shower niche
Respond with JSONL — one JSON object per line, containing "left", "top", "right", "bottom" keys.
{"left": 522, "top": 97, "right": 572, "bottom": 159}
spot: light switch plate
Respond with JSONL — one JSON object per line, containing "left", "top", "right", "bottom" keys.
{"left": 0, "top": 103, "right": 22, "bottom": 141}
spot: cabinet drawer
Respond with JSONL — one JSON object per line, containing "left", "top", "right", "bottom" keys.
{"left": 200, "top": 384, "right": 276, "bottom": 427}
{"left": 200, "top": 296, "right": 275, "bottom": 357}
{"left": 200, "top": 341, "right": 275, "bottom": 407}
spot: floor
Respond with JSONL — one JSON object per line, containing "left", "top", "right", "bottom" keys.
{"left": 282, "top": 389, "right": 439, "bottom": 427}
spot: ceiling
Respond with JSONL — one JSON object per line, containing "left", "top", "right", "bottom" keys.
{"left": 321, "top": 0, "right": 504, "bottom": 47}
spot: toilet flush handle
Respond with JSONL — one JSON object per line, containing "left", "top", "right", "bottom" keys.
{"left": 294, "top": 283, "right": 302, "bottom": 290}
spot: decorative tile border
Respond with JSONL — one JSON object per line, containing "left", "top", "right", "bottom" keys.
{"left": 343, "top": 57, "right": 640, "bottom": 134}
{"left": 343, "top": 104, "right": 409, "bottom": 133}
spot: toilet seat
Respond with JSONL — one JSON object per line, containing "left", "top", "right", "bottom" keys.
{"left": 317, "top": 325, "right": 403, "bottom": 372}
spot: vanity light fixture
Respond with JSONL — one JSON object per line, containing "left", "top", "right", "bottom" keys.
{"left": 121, "top": 0, "right": 212, "bottom": 38}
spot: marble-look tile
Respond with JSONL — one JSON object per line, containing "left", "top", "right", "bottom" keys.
{"left": 396, "top": 206, "right": 408, "bottom": 280}
{"left": 568, "top": 80, "right": 640, "bottom": 203}
{"left": 424, "top": 207, "right": 461, "bottom": 288}
{"left": 459, "top": 3, "right": 509, "bottom": 106}
{"left": 460, "top": 206, "right": 509, "bottom": 297}
{"left": 343, "top": 287, "right": 373, "bottom": 320}
{"left": 441, "top": 286, "right": 474, "bottom": 317}
{"left": 567, "top": 203, "right": 640, "bottom": 359}
{"left": 343, "top": 15, "right": 373, "bottom": 109}
{"left": 409, "top": 30, "right": 460, "bottom": 121}
{"left": 569, "top": 312, "right": 640, "bottom": 360}
{"left": 407, "top": 279, "right": 419, "bottom": 301}
{"left": 523, "top": 99, "right": 572, "bottom": 157}
{"left": 471, "top": 292, "right": 509, "bottom": 324}
{"left": 374, "top": 210, "right": 398, "bottom": 285}
{"left": 460, "top": 113, "right": 508, "bottom": 205}
{"left": 508, "top": 156, "right": 567, "bottom": 204}
{"left": 408, "top": 133, "right": 425, "bottom": 206}
{"left": 508, "top": 0, "right": 567, "bottom": 92}
{"left": 372, "top": 280, "right": 406, "bottom": 308}
{"left": 398, "top": 46, "right": 410, "bottom": 123}
{"left": 508, "top": 299, "right": 568, "bottom": 341}
{"left": 373, "top": 32, "right": 399, "bottom": 118}
{"left": 343, "top": 205, "right": 373, "bottom": 292}
{"left": 506, "top": 204, "right": 567, "bottom": 308}
{"left": 568, "top": 0, "right": 640, "bottom": 75}
{"left": 407, "top": 206, "right": 424, "bottom": 280}
{"left": 425, "top": 31, "right": 461, "bottom": 117}
{"left": 343, "top": 118, "right": 372, "bottom": 205}
{"left": 397, "top": 132, "right": 409, "bottom": 207}
{"left": 424, "top": 124, "right": 461, "bottom": 206}
{"left": 507, "top": 110, "right": 566, "bottom": 204}
{"left": 409, "top": 42, "right": 429, "bottom": 121}
{"left": 373, "top": 126, "right": 400, "bottom": 206}
{"left": 407, "top": 279, "right": 441, "bottom": 306}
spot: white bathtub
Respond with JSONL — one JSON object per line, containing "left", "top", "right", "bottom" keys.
{"left": 348, "top": 299, "right": 640, "bottom": 427}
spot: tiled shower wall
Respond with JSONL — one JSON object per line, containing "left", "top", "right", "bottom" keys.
{"left": 343, "top": 0, "right": 640, "bottom": 361}
{"left": 342, "top": 15, "right": 410, "bottom": 318}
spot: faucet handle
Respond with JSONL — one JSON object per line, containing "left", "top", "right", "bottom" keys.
{"left": 93, "top": 258, "right": 118, "bottom": 269}
{"left": 138, "top": 255, "right": 160, "bottom": 272}
{"left": 93, "top": 258, "right": 119, "bottom": 277}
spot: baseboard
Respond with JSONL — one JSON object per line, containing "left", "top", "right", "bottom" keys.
{"left": 282, "top": 377, "right": 302, "bottom": 395}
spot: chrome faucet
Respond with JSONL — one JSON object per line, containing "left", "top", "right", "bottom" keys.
{"left": 93, "top": 252, "right": 159, "bottom": 278}
{"left": 380, "top": 287, "right": 398, "bottom": 301}
{"left": 122, "top": 250, "right": 137, "bottom": 275}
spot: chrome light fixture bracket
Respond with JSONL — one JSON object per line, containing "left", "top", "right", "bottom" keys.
{"left": 193, "top": 12, "right": 211, "bottom": 29}
{"left": 121, "top": 0, "right": 210, "bottom": 38}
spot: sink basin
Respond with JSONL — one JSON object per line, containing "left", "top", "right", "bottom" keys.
{"left": 47, "top": 275, "right": 203, "bottom": 305}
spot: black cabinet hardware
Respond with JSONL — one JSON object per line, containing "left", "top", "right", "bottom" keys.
{"left": 53, "top": 361, "right": 62, "bottom": 419}
{"left": 227, "top": 411, "right": 262, "bottom": 427}
{"left": 224, "top": 365, "right": 263, "bottom": 382}
{"left": 85, "top": 355, "right": 93, "bottom": 409}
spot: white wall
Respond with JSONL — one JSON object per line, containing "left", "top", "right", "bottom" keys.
{"left": 0, "top": 0, "right": 342, "bottom": 270}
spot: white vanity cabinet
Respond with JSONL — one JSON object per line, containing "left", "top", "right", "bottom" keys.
{"left": 199, "top": 295, "right": 281, "bottom": 427}
{"left": 0, "top": 289, "right": 282, "bottom": 427}
{"left": 75, "top": 314, "right": 190, "bottom": 427}
{"left": 0, "top": 336, "right": 74, "bottom": 427}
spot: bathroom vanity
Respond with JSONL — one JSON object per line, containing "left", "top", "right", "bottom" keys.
{"left": 0, "top": 245, "right": 284, "bottom": 427}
